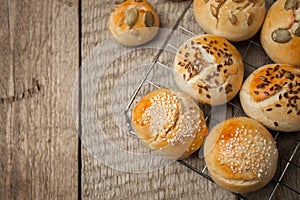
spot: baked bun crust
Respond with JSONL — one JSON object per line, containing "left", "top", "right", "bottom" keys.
{"left": 173, "top": 34, "right": 244, "bottom": 106}
{"left": 109, "top": 0, "right": 160, "bottom": 46}
{"left": 131, "top": 88, "right": 208, "bottom": 160}
{"left": 240, "top": 64, "right": 300, "bottom": 132}
{"left": 204, "top": 117, "right": 278, "bottom": 194}
{"left": 260, "top": 0, "right": 300, "bottom": 66}
{"left": 193, "top": 0, "right": 266, "bottom": 42}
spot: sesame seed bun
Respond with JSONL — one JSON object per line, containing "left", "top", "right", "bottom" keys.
{"left": 240, "top": 64, "right": 300, "bottom": 132}
{"left": 204, "top": 117, "right": 278, "bottom": 194}
{"left": 193, "top": 0, "right": 266, "bottom": 42}
{"left": 173, "top": 34, "right": 244, "bottom": 106}
{"left": 131, "top": 88, "right": 208, "bottom": 160}
{"left": 109, "top": 0, "right": 160, "bottom": 46}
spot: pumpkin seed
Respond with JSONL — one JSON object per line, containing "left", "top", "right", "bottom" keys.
{"left": 229, "top": 13, "right": 237, "bottom": 24}
{"left": 294, "top": 24, "right": 300, "bottom": 36}
{"left": 272, "top": 29, "right": 292, "bottom": 43}
{"left": 247, "top": 12, "right": 254, "bottom": 26}
{"left": 144, "top": 11, "right": 154, "bottom": 27}
{"left": 210, "top": 4, "right": 218, "bottom": 18}
{"left": 125, "top": 7, "right": 138, "bottom": 28}
{"left": 284, "top": 0, "right": 297, "bottom": 10}
{"left": 114, "top": 0, "right": 125, "bottom": 4}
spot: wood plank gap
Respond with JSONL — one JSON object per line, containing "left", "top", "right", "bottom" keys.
{"left": 78, "top": 0, "right": 83, "bottom": 199}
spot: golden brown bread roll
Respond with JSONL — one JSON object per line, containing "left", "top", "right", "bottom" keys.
{"left": 240, "top": 64, "right": 300, "bottom": 132}
{"left": 109, "top": 0, "right": 160, "bottom": 46}
{"left": 131, "top": 88, "right": 208, "bottom": 160}
{"left": 173, "top": 34, "right": 244, "bottom": 106}
{"left": 260, "top": 0, "right": 300, "bottom": 66}
{"left": 193, "top": 0, "right": 266, "bottom": 42}
{"left": 204, "top": 117, "right": 278, "bottom": 194}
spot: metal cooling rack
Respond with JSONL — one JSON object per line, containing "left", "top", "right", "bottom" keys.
{"left": 123, "top": 0, "right": 300, "bottom": 199}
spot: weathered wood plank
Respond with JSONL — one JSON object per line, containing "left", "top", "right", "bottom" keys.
{"left": 0, "top": 0, "right": 79, "bottom": 199}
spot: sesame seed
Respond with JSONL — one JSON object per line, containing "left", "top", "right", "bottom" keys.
{"left": 216, "top": 125, "right": 275, "bottom": 179}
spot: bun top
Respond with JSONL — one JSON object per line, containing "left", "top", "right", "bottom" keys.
{"left": 132, "top": 89, "right": 207, "bottom": 158}
{"left": 260, "top": 0, "right": 300, "bottom": 66}
{"left": 132, "top": 89, "right": 181, "bottom": 145}
{"left": 109, "top": 0, "right": 160, "bottom": 46}
{"left": 193, "top": 0, "right": 266, "bottom": 41}
{"left": 204, "top": 117, "right": 278, "bottom": 180}
{"left": 110, "top": 0, "right": 159, "bottom": 28}
{"left": 174, "top": 34, "right": 244, "bottom": 105}
{"left": 175, "top": 35, "right": 241, "bottom": 83}
{"left": 247, "top": 64, "right": 300, "bottom": 114}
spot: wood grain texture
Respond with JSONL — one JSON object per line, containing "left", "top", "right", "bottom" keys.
{"left": 0, "top": 0, "right": 78, "bottom": 199}
{"left": 81, "top": 0, "right": 236, "bottom": 199}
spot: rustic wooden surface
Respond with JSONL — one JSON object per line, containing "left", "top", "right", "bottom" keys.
{"left": 1, "top": 0, "right": 299, "bottom": 199}
{"left": 0, "top": 0, "right": 78, "bottom": 199}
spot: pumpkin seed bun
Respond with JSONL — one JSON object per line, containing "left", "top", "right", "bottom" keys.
{"left": 109, "top": 0, "right": 160, "bottom": 46}
{"left": 193, "top": 0, "right": 266, "bottom": 42}
{"left": 260, "top": 0, "right": 300, "bottom": 67}
{"left": 240, "top": 64, "right": 300, "bottom": 132}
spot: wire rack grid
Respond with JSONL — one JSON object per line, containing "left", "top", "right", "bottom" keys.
{"left": 123, "top": 0, "right": 300, "bottom": 199}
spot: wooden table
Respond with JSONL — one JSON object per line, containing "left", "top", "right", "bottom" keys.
{"left": 1, "top": 0, "right": 299, "bottom": 199}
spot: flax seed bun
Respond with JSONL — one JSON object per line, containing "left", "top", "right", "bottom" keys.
{"left": 204, "top": 117, "right": 278, "bottom": 194}
{"left": 173, "top": 34, "right": 244, "bottom": 106}
{"left": 240, "top": 64, "right": 300, "bottom": 132}
{"left": 260, "top": 0, "right": 300, "bottom": 67}
{"left": 131, "top": 88, "right": 208, "bottom": 160}
{"left": 109, "top": 0, "right": 160, "bottom": 46}
{"left": 193, "top": 0, "right": 266, "bottom": 42}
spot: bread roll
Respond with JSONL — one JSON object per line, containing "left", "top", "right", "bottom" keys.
{"left": 204, "top": 117, "right": 278, "bottom": 194}
{"left": 131, "top": 88, "right": 208, "bottom": 160}
{"left": 173, "top": 34, "right": 244, "bottom": 106}
{"left": 193, "top": 0, "right": 266, "bottom": 42}
{"left": 260, "top": 0, "right": 300, "bottom": 67}
{"left": 240, "top": 64, "right": 300, "bottom": 132}
{"left": 109, "top": 0, "right": 160, "bottom": 46}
